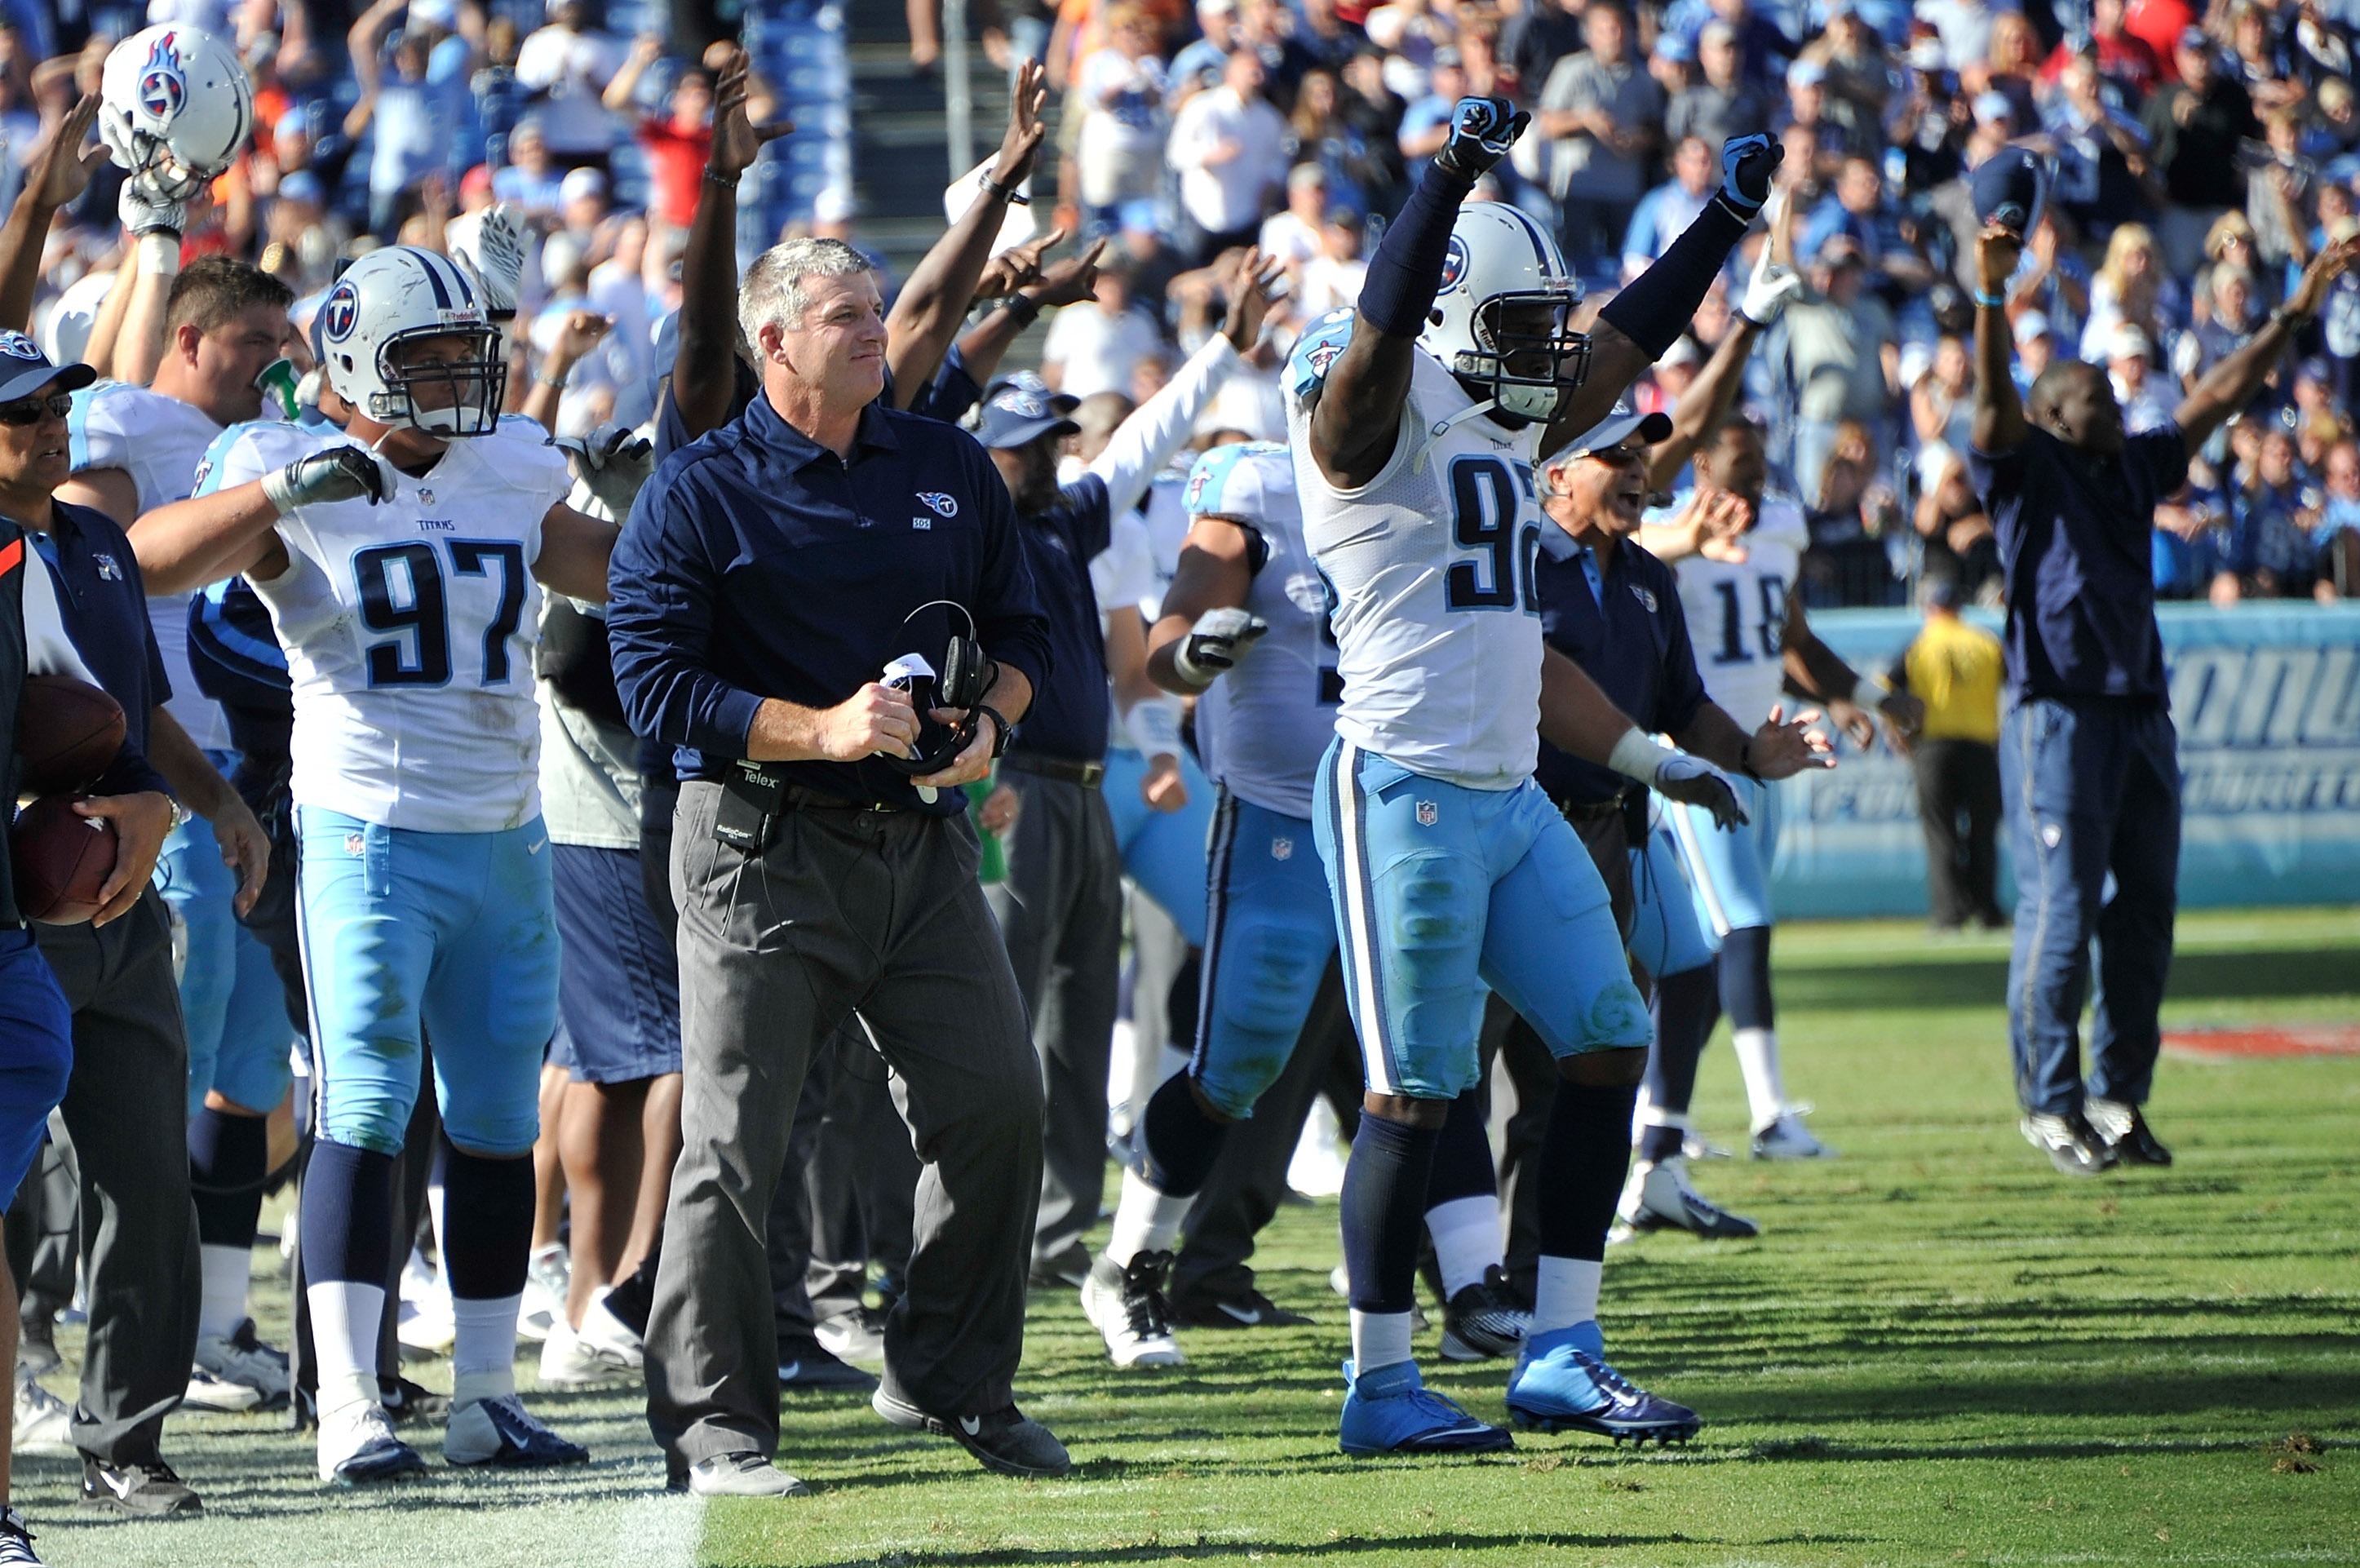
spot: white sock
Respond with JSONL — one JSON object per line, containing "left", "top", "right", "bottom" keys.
{"left": 450, "top": 1292, "right": 522, "bottom": 1399}
{"left": 1531, "top": 1256, "right": 1602, "bottom": 1338}
{"left": 1731, "top": 1026, "right": 1786, "bottom": 1129}
{"left": 198, "top": 1242, "right": 252, "bottom": 1340}
{"left": 1348, "top": 1309, "right": 1414, "bottom": 1375}
{"left": 305, "top": 1280, "right": 386, "bottom": 1417}
{"left": 1106, "top": 1167, "right": 1193, "bottom": 1265}
{"left": 1424, "top": 1195, "right": 1501, "bottom": 1298}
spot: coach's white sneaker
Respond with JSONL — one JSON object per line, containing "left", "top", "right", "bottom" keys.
{"left": 1751, "top": 1107, "right": 1833, "bottom": 1160}
{"left": 537, "top": 1321, "right": 626, "bottom": 1387}
{"left": 12, "top": 1367, "right": 73, "bottom": 1456}
{"left": 445, "top": 1391, "right": 590, "bottom": 1468}
{"left": 1082, "top": 1251, "right": 1184, "bottom": 1367}
{"left": 317, "top": 1400, "right": 427, "bottom": 1486}
{"left": 190, "top": 1319, "right": 291, "bottom": 1410}
{"left": 680, "top": 1452, "right": 809, "bottom": 1498}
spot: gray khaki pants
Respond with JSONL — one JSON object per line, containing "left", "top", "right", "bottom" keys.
{"left": 984, "top": 771, "right": 1122, "bottom": 1273}
{"left": 35, "top": 888, "right": 201, "bottom": 1466}
{"left": 646, "top": 783, "right": 1043, "bottom": 1472}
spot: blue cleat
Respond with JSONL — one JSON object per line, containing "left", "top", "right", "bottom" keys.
{"left": 1337, "top": 1359, "right": 1514, "bottom": 1456}
{"left": 1505, "top": 1323, "right": 1702, "bottom": 1446}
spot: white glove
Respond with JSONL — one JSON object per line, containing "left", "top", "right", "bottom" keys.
{"left": 260, "top": 446, "right": 400, "bottom": 516}
{"left": 556, "top": 423, "right": 654, "bottom": 521}
{"left": 1739, "top": 246, "right": 1803, "bottom": 328}
{"left": 118, "top": 176, "right": 186, "bottom": 239}
{"left": 449, "top": 202, "right": 527, "bottom": 320}
{"left": 1172, "top": 606, "right": 1269, "bottom": 687}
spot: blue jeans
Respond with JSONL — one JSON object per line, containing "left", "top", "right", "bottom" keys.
{"left": 1999, "top": 698, "right": 2180, "bottom": 1115}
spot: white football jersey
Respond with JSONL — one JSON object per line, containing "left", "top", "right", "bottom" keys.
{"left": 1663, "top": 494, "right": 1808, "bottom": 730}
{"left": 69, "top": 382, "right": 230, "bottom": 749}
{"left": 1185, "top": 443, "right": 1338, "bottom": 821}
{"left": 1286, "top": 328, "right": 1548, "bottom": 790}
{"left": 197, "top": 415, "right": 573, "bottom": 832}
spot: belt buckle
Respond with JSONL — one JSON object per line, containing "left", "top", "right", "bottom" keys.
{"left": 1079, "top": 762, "right": 1105, "bottom": 788}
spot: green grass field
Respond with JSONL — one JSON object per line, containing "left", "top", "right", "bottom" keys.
{"left": 21, "top": 907, "right": 2358, "bottom": 1567}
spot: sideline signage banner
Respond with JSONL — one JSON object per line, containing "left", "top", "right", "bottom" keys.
{"left": 1763, "top": 605, "right": 2360, "bottom": 918}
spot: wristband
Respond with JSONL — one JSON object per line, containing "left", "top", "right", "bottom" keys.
{"left": 1002, "top": 294, "right": 1041, "bottom": 329}
{"left": 702, "top": 167, "right": 741, "bottom": 188}
{"left": 1123, "top": 696, "right": 1184, "bottom": 760}
{"left": 137, "top": 230, "right": 184, "bottom": 276}
{"left": 537, "top": 367, "right": 570, "bottom": 389}
{"left": 1849, "top": 670, "right": 1892, "bottom": 706}
{"left": 1605, "top": 725, "right": 1668, "bottom": 784}
{"left": 980, "top": 171, "right": 1030, "bottom": 206}
{"left": 1973, "top": 290, "right": 2006, "bottom": 309}
{"left": 976, "top": 703, "right": 1012, "bottom": 759}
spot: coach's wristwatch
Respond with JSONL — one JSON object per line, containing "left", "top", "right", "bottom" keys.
{"left": 167, "top": 795, "right": 193, "bottom": 830}
{"left": 976, "top": 703, "right": 1013, "bottom": 759}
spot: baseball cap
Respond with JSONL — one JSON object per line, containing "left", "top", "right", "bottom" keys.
{"left": 1973, "top": 91, "right": 2015, "bottom": 126}
{"left": 0, "top": 330, "right": 96, "bottom": 405}
{"left": 1922, "top": 572, "right": 1964, "bottom": 610}
{"left": 1699, "top": 20, "right": 1738, "bottom": 47}
{"left": 1656, "top": 33, "right": 1694, "bottom": 63}
{"left": 2012, "top": 311, "right": 2053, "bottom": 346}
{"left": 2297, "top": 355, "right": 2332, "bottom": 383}
{"left": 974, "top": 378, "right": 1081, "bottom": 449}
{"left": 278, "top": 170, "right": 325, "bottom": 206}
{"left": 1560, "top": 401, "right": 1674, "bottom": 460}
{"left": 2107, "top": 323, "right": 2152, "bottom": 361}
{"left": 1972, "top": 144, "right": 2047, "bottom": 233}
{"left": 560, "top": 166, "right": 608, "bottom": 204}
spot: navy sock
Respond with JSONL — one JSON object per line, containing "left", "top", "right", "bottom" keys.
{"left": 1425, "top": 1084, "right": 1496, "bottom": 1206}
{"left": 1640, "top": 963, "right": 1720, "bottom": 1163}
{"left": 1357, "top": 163, "right": 1479, "bottom": 338}
{"left": 1720, "top": 926, "right": 1775, "bottom": 1031}
{"left": 436, "top": 1136, "right": 536, "bottom": 1300}
{"left": 1138, "top": 1072, "right": 1229, "bottom": 1198}
{"left": 302, "top": 1139, "right": 396, "bottom": 1286}
{"left": 1536, "top": 1079, "right": 1640, "bottom": 1265}
{"left": 1598, "top": 198, "right": 1750, "bottom": 360}
{"left": 602, "top": 1243, "right": 658, "bottom": 1336}
{"left": 188, "top": 1106, "right": 270, "bottom": 1249}
{"left": 1341, "top": 1112, "right": 1441, "bottom": 1314}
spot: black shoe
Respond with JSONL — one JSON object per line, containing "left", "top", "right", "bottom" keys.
{"left": 79, "top": 1458, "right": 202, "bottom": 1519}
{"left": 777, "top": 1336, "right": 879, "bottom": 1393}
{"left": 2019, "top": 1110, "right": 2119, "bottom": 1176}
{"left": 871, "top": 1388, "right": 1071, "bottom": 1477}
{"left": 1029, "top": 1244, "right": 1092, "bottom": 1291}
{"left": 383, "top": 1374, "right": 452, "bottom": 1425}
{"left": 1440, "top": 1266, "right": 1532, "bottom": 1362}
{"left": 2086, "top": 1099, "right": 2172, "bottom": 1166}
{"left": 1169, "top": 1282, "right": 1313, "bottom": 1330}
{"left": 0, "top": 1504, "right": 42, "bottom": 1565}
{"left": 16, "top": 1319, "right": 60, "bottom": 1380}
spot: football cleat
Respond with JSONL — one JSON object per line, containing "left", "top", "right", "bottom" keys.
{"left": 1337, "top": 1358, "right": 1514, "bottom": 1455}
{"left": 317, "top": 1401, "right": 427, "bottom": 1486}
{"left": 2085, "top": 1098, "right": 2172, "bottom": 1166}
{"left": 1506, "top": 1323, "right": 1702, "bottom": 1446}
{"left": 1751, "top": 1107, "right": 1834, "bottom": 1160}
{"left": 1615, "top": 1157, "right": 1760, "bottom": 1240}
{"left": 0, "top": 1505, "right": 40, "bottom": 1566}
{"left": 2021, "top": 1110, "right": 2119, "bottom": 1176}
{"left": 676, "top": 1451, "right": 809, "bottom": 1498}
{"left": 1082, "top": 1251, "right": 1184, "bottom": 1368}
{"left": 871, "top": 1388, "right": 1072, "bottom": 1477}
{"left": 11, "top": 1370, "right": 73, "bottom": 1456}
{"left": 78, "top": 1458, "right": 202, "bottom": 1517}
{"left": 517, "top": 1243, "right": 569, "bottom": 1344}
{"left": 444, "top": 1393, "right": 589, "bottom": 1468}
{"left": 1439, "top": 1266, "right": 1530, "bottom": 1362}
{"left": 1170, "top": 1281, "right": 1313, "bottom": 1330}
{"left": 190, "top": 1318, "right": 291, "bottom": 1411}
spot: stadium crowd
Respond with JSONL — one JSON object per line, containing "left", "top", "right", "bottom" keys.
{"left": 0, "top": 0, "right": 2341, "bottom": 1554}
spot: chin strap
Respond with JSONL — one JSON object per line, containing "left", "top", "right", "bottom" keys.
{"left": 1414, "top": 396, "right": 1503, "bottom": 473}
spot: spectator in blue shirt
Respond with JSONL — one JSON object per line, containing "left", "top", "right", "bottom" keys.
{"left": 1622, "top": 136, "right": 1717, "bottom": 280}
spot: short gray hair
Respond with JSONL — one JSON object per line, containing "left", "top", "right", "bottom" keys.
{"left": 738, "top": 237, "right": 878, "bottom": 346}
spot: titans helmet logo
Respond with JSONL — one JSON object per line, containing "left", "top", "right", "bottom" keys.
{"left": 139, "top": 32, "right": 186, "bottom": 122}
{"left": 321, "top": 281, "right": 361, "bottom": 343}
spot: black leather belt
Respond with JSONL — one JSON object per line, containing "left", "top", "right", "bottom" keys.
{"left": 1556, "top": 786, "right": 1636, "bottom": 822}
{"left": 724, "top": 764, "right": 905, "bottom": 815}
{"left": 1000, "top": 753, "right": 1105, "bottom": 789}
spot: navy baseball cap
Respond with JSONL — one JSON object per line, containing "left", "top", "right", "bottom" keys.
{"left": 975, "top": 378, "right": 1080, "bottom": 449}
{"left": 0, "top": 330, "right": 95, "bottom": 404}
{"left": 1973, "top": 146, "right": 2048, "bottom": 237}
{"left": 1559, "top": 401, "right": 1673, "bottom": 459}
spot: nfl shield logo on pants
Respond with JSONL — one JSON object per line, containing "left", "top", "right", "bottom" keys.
{"left": 1415, "top": 800, "right": 1439, "bottom": 827}
{"left": 1270, "top": 836, "right": 1294, "bottom": 861}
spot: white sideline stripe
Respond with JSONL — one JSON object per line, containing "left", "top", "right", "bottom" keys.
{"left": 1333, "top": 741, "right": 1399, "bottom": 1095}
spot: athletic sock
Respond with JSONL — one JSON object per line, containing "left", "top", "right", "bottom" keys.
{"left": 1535, "top": 1076, "right": 1638, "bottom": 1276}
{"left": 302, "top": 1139, "right": 397, "bottom": 1415}
{"left": 188, "top": 1108, "right": 269, "bottom": 1335}
{"left": 1732, "top": 1028, "right": 1787, "bottom": 1129}
{"left": 1424, "top": 1196, "right": 1501, "bottom": 1299}
{"left": 1340, "top": 1111, "right": 1440, "bottom": 1325}
{"left": 1348, "top": 1309, "right": 1415, "bottom": 1378}
{"left": 1106, "top": 1167, "right": 1196, "bottom": 1266}
{"left": 1532, "top": 1256, "right": 1604, "bottom": 1339}
{"left": 1639, "top": 962, "right": 1720, "bottom": 1163}
{"left": 1423, "top": 1084, "right": 1501, "bottom": 1295}
{"left": 1136, "top": 1071, "right": 1231, "bottom": 1198}
{"left": 436, "top": 1136, "right": 536, "bottom": 1402}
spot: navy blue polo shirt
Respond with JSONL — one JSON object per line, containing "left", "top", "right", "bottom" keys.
{"left": 1009, "top": 475, "right": 1113, "bottom": 764}
{"left": 1533, "top": 533, "right": 1708, "bottom": 806}
{"left": 609, "top": 389, "right": 1052, "bottom": 814}
{"left": 27, "top": 501, "right": 173, "bottom": 797}
{"left": 1967, "top": 424, "right": 2185, "bottom": 702}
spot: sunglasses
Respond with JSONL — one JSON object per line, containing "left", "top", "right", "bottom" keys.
{"left": 0, "top": 393, "right": 71, "bottom": 427}
{"left": 1583, "top": 443, "right": 1647, "bottom": 467}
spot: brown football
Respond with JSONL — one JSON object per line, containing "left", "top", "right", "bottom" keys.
{"left": 15, "top": 674, "right": 126, "bottom": 795}
{"left": 11, "top": 795, "right": 119, "bottom": 925}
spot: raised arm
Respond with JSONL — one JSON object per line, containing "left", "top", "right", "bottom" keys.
{"left": 673, "top": 48, "right": 791, "bottom": 441}
{"left": 1971, "top": 221, "right": 2030, "bottom": 454}
{"left": 1308, "top": 98, "right": 1529, "bottom": 490}
{"left": 1647, "top": 198, "right": 1796, "bottom": 489}
{"left": 603, "top": 34, "right": 664, "bottom": 115}
{"left": 0, "top": 94, "right": 106, "bottom": 333}
{"left": 1085, "top": 253, "right": 1278, "bottom": 516}
{"left": 1541, "top": 136, "right": 1782, "bottom": 459}
{"left": 886, "top": 60, "right": 1049, "bottom": 410}
{"left": 944, "top": 237, "right": 1101, "bottom": 396}
{"left": 2175, "top": 237, "right": 2360, "bottom": 456}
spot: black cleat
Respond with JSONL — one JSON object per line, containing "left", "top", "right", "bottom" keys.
{"left": 2020, "top": 1110, "right": 2119, "bottom": 1176}
{"left": 79, "top": 1458, "right": 202, "bottom": 1519}
{"left": 778, "top": 1335, "right": 879, "bottom": 1393}
{"left": 872, "top": 1389, "right": 1072, "bottom": 1477}
{"left": 2085, "top": 1098, "right": 2172, "bottom": 1166}
{"left": 1440, "top": 1266, "right": 1531, "bottom": 1362}
{"left": 1169, "top": 1282, "right": 1313, "bottom": 1330}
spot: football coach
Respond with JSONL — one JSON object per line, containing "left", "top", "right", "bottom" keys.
{"left": 608, "top": 237, "right": 1062, "bottom": 1496}
{"left": 1968, "top": 217, "right": 2357, "bottom": 1178}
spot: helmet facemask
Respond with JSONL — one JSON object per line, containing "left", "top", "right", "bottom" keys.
{"left": 372, "top": 328, "right": 508, "bottom": 436}
{"left": 1455, "top": 291, "right": 1592, "bottom": 423}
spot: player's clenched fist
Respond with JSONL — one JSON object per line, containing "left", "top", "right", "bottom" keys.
{"left": 1173, "top": 607, "right": 1269, "bottom": 686}
{"left": 822, "top": 682, "right": 920, "bottom": 763}
{"left": 260, "top": 446, "right": 399, "bottom": 515}
{"left": 1436, "top": 96, "right": 1530, "bottom": 180}
{"left": 1716, "top": 134, "right": 1783, "bottom": 217}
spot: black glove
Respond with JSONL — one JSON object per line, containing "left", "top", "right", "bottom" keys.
{"left": 1434, "top": 96, "right": 1531, "bottom": 182}
{"left": 1716, "top": 134, "right": 1784, "bottom": 216}
{"left": 260, "top": 446, "right": 398, "bottom": 515}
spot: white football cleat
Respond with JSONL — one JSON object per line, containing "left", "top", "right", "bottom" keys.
{"left": 12, "top": 1367, "right": 73, "bottom": 1455}
{"left": 317, "top": 1401, "right": 427, "bottom": 1486}
{"left": 191, "top": 1319, "right": 290, "bottom": 1410}
{"left": 1751, "top": 1107, "right": 1833, "bottom": 1160}
{"left": 445, "top": 1392, "right": 589, "bottom": 1468}
{"left": 1614, "top": 1157, "right": 1760, "bottom": 1239}
{"left": 1081, "top": 1251, "right": 1184, "bottom": 1368}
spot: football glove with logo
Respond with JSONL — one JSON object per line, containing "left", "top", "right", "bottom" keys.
{"left": 1716, "top": 135, "right": 1783, "bottom": 218}
{"left": 1172, "top": 607, "right": 1271, "bottom": 688}
{"left": 1435, "top": 96, "right": 1531, "bottom": 182}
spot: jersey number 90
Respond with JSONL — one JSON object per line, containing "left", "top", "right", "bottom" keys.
{"left": 352, "top": 540, "right": 528, "bottom": 688}
{"left": 1442, "top": 455, "right": 1542, "bottom": 614}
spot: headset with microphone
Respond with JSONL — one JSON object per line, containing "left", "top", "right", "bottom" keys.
{"left": 879, "top": 600, "right": 994, "bottom": 784}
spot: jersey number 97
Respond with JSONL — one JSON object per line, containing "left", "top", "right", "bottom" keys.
{"left": 1442, "top": 454, "right": 1542, "bottom": 615}
{"left": 353, "top": 539, "right": 529, "bottom": 688}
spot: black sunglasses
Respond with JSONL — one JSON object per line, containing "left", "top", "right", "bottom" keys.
{"left": 0, "top": 393, "right": 73, "bottom": 427}
{"left": 1583, "top": 443, "right": 1647, "bottom": 467}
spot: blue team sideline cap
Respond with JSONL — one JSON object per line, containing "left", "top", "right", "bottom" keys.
{"left": 974, "top": 377, "right": 1080, "bottom": 449}
{"left": 0, "top": 330, "right": 95, "bottom": 405}
{"left": 1558, "top": 402, "right": 1673, "bottom": 460}
{"left": 1973, "top": 145, "right": 2048, "bottom": 236}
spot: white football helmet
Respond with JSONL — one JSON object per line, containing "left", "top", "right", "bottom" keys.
{"left": 316, "top": 248, "right": 508, "bottom": 436}
{"left": 100, "top": 25, "right": 255, "bottom": 199}
{"left": 1418, "top": 202, "right": 1588, "bottom": 423}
